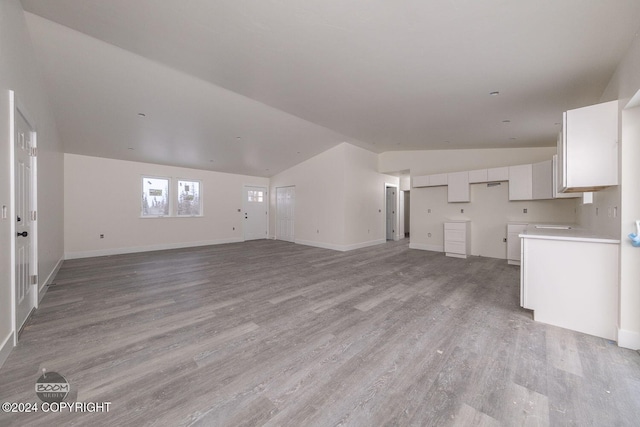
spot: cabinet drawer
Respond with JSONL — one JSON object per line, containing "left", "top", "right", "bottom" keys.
{"left": 444, "top": 241, "right": 466, "bottom": 254}
{"left": 444, "top": 222, "right": 466, "bottom": 231}
{"left": 445, "top": 229, "right": 466, "bottom": 242}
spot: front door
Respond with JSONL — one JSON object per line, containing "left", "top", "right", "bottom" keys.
{"left": 243, "top": 186, "right": 268, "bottom": 240}
{"left": 386, "top": 186, "right": 396, "bottom": 241}
{"left": 14, "top": 103, "right": 36, "bottom": 338}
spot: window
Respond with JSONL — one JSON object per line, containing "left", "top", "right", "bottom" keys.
{"left": 247, "top": 190, "right": 264, "bottom": 203}
{"left": 177, "top": 179, "right": 202, "bottom": 216}
{"left": 142, "top": 177, "right": 170, "bottom": 217}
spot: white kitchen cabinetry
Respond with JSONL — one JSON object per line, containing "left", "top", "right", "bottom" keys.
{"left": 508, "top": 164, "right": 533, "bottom": 200}
{"left": 520, "top": 229, "right": 619, "bottom": 340}
{"left": 444, "top": 221, "right": 470, "bottom": 259}
{"left": 552, "top": 155, "right": 581, "bottom": 199}
{"left": 412, "top": 173, "right": 448, "bottom": 188}
{"left": 447, "top": 171, "right": 470, "bottom": 202}
{"left": 468, "top": 169, "right": 488, "bottom": 183}
{"left": 532, "top": 160, "right": 553, "bottom": 200}
{"left": 507, "top": 223, "right": 527, "bottom": 265}
{"left": 487, "top": 167, "right": 509, "bottom": 181}
{"left": 558, "top": 100, "right": 618, "bottom": 192}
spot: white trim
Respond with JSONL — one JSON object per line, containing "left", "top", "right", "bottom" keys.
{"left": 64, "top": 237, "right": 243, "bottom": 260}
{"left": 384, "top": 182, "right": 401, "bottom": 241}
{"left": 617, "top": 328, "right": 640, "bottom": 350}
{"left": 0, "top": 331, "right": 15, "bottom": 369}
{"left": 295, "top": 238, "right": 386, "bottom": 252}
{"left": 38, "top": 257, "right": 64, "bottom": 305}
{"left": 409, "top": 242, "right": 443, "bottom": 252}
{"left": 242, "top": 185, "right": 269, "bottom": 240}
{"left": 9, "top": 90, "right": 16, "bottom": 346}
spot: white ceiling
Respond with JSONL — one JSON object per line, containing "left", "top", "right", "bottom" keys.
{"left": 20, "top": 0, "right": 640, "bottom": 177}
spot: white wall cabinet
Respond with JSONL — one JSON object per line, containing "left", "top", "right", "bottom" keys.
{"left": 447, "top": 171, "right": 470, "bottom": 202}
{"left": 532, "top": 160, "right": 553, "bottom": 200}
{"left": 444, "top": 221, "right": 470, "bottom": 258}
{"left": 487, "top": 167, "right": 509, "bottom": 181}
{"left": 552, "top": 154, "right": 581, "bottom": 199}
{"left": 412, "top": 173, "right": 448, "bottom": 188}
{"left": 468, "top": 169, "right": 488, "bottom": 183}
{"left": 508, "top": 164, "right": 533, "bottom": 200}
{"left": 558, "top": 100, "right": 618, "bottom": 192}
{"left": 507, "top": 223, "right": 527, "bottom": 265}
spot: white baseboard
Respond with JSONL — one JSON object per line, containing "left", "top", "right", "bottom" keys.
{"left": 64, "top": 237, "right": 244, "bottom": 260}
{"left": 409, "top": 242, "right": 443, "bottom": 252}
{"left": 38, "top": 256, "right": 64, "bottom": 304}
{"left": 0, "top": 331, "right": 14, "bottom": 370}
{"left": 295, "top": 238, "right": 386, "bottom": 252}
{"left": 617, "top": 328, "right": 640, "bottom": 350}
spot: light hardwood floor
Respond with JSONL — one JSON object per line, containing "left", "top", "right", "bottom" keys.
{"left": 1, "top": 240, "right": 639, "bottom": 426}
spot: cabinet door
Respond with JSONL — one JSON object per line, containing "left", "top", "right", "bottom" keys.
{"left": 487, "top": 167, "right": 509, "bottom": 181}
{"left": 508, "top": 164, "right": 533, "bottom": 200}
{"left": 428, "top": 173, "right": 448, "bottom": 186}
{"left": 413, "top": 175, "right": 429, "bottom": 188}
{"left": 468, "top": 169, "right": 488, "bottom": 183}
{"left": 532, "top": 160, "right": 553, "bottom": 200}
{"left": 562, "top": 100, "right": 618, "bottom": 191}
{"left": 447, "top": 171, "right": 469, "bottom": 202}
{"left": 552, "top": 155, "right": 581, "bottom": 198}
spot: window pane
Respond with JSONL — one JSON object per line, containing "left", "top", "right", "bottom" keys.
{"left": 142, "top": 177, "right": 170, "bottom": 216}
{"left": 248, "top": 190, "right": 264, "bottom": 203}
{"left": 178, "top": 180, "right": 201, "bottom": 216}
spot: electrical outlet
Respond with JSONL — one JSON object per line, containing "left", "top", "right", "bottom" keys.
{"left": 460, "top": 209, "right": 464, "bottom": 213}
{"left": 523, "top": 208, "right": 528, "bottom": 214}
{"left": 503, "top": 238, "right": 507, "bottom": 242}
{"left": 100, "top": 234, "right": 104, "bottom": 239}
{"left": 428, "top": 209, "right": 431, "bottom": 213}
{"left": 428, "top": 233, "right": 432, "bottom": 238}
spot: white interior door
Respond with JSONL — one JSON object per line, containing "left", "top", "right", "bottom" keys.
{"left": 386, "top": 186, "right": 396, "bottom": 240}
{"left": 13, "top": 103, "right": 36, "bottom": 338}
{"left": 243, "top": 186, "right": 268, "bottom": 240}
{"left": 276, "top": 186, "right": 295, "bottom": 242}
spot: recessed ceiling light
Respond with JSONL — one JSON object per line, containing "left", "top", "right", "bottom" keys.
{"left": 127, "top": 147, "right": 135, "bottom": 150}
{"left": 509, "top": 137, "right": 517, "bottom": 140}
{"left": 502, "top": 120, "right": 511, "bottom": 123}
{"left": 137, "top": 113, "right": 146, "bottom": 117}
{"left": 209, "top": 159, "right": 214, "bottom": 162}
{"left": 554, "top": 122, "right": 561, "bottom": 125}
{"left": 489, "top": 91, "right": 500, "bottom": 96}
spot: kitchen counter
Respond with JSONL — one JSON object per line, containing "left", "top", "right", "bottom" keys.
{"left": 519, "top": 224, "right": 620, "bottom": 244}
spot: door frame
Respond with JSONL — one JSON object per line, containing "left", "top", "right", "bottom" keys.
{"left": 384, "top": 182, "right": 399, "bottom": 241}
{"left": 242, "top": 185, "right": 268, "bottom": 241}
{"left": 275, "top": 185, "right": 295, "bottom": 242}
{"left": 9, "top": 91, "right": 38, "bottom": 345}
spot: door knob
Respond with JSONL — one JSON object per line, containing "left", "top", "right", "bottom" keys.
{"left": 17, "top": 231, "right": 28, "bottom": 237}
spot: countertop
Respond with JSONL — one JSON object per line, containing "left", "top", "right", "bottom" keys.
{"left": 519, "top": 224, "right": 620, "bottom": 244}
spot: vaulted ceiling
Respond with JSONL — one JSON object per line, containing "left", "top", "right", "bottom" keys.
{"left": 21, "top": 0, "right": 640, "bottom": 176}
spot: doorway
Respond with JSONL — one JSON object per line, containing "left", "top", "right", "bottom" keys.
{"left": 11, "top": 91, "right": 38, "bottom": 344}
{"left": 385, "top": 185, "right": 397, "bottom": 241}
{"left": 403, "top": 190, "right": 410, "bottom": 238}
{"left": 243, "top": 186, "right": 268, "bottom": 240}
{"left": 276, "top": 186, "right": 295, "bottom": 242}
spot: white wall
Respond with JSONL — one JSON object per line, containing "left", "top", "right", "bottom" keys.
{"left": 379, "top": 147, "right": 578, "bottom": 258}
{"left": 0, "top": 0, "right": 64, "bottom": 365}
{"left": 600, "top": 31, "right": 640, "bottom": 349}
{"left": 64, "top": 154, "right": 268, "bottom": 258}
{"left": 269, "top": 143, "right": 398, "bottom": 251}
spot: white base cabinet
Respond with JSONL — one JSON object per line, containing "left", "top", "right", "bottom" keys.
{"left": 520, "top": 235, "right": 619, "bottom": 341}
{"left": 444, "top": 221, "right": 471, "bottom": 259}
{"left": 507, "top": 223, "right": 527, "bottom": 265}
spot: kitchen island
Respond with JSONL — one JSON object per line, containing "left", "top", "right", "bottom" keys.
{"left": 519, "top": 225, "right": 620, "bottom": 341}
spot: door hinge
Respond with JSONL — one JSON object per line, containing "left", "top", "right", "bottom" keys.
{"left": 29, "top": 147, "right": 37, "bottom": 157}
{"left": 30, "top": 275, "right": 38, "bottom": 285}
{"left": 30, "top": 210, "right": 37, "bottom": 221}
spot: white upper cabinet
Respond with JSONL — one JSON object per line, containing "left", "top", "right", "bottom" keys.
{"left": 468, "top": 169, "right": 488, "bottom": 183}
{"left": 487, "top": 166, "right": 509, "bottom": 181}
{"left": 552, "top": 154, "right": 581, "bottom": 199}
{"left": 412, "top": 173, "right": 448, "bottom": 188}
{"left": 508, "top": 164, "right": 533, "bottom": 200}
{"left": 558, "top": 100, "right": 618, "bottom": 192}
{"left": 532, "top": 160, "right": 553, "bottom": 200}
{"left": 447, "top": 171, "right": 470, "bottom": 202}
